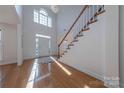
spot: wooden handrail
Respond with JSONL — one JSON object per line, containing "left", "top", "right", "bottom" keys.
{"left": 58, "top": 5, "right": 89, "bottom": 47}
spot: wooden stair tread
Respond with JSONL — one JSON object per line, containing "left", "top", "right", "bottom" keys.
{"left": 68, "top": 43, "right": 74, "bottom": 46}
{"left": 88, "top": 19, "right": 98, "bottom": 25}
{"left": 73, "top": 39, "right": 78, "bottom": 42}
{"left": 95, "top": 10, "right": 105, "bottom": 16}
{"left": 77, "top": 34, "right": 83, "bottom": 37}
{"left": 82, "top": 28, "right": 90, "bottom": 32}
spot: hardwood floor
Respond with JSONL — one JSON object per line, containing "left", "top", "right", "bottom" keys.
{"left": 0, "top": 57, "right": 106, "bottom": 88}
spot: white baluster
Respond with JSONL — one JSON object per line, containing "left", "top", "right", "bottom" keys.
{"left": 88, "top": 6, "right": 91, "bottom": 24}
{"left": 96, "top": 5, "right": 98, "bottom": 14}
{"left": 102, "top": 5, "right": 104, "bottom": 11}
{"left": 90, "top": 6, "right": 93, "bottom": 21}
{"left": 79, "top": 15, "right": 81, "bottom": 34}
{"left": 94, "top": 5, "right": 97, "bottom": 20}
{"left": 86, "top": 8, "right": 88, "bottom": 28}
{"left": 93, "top": 5, "right": 95, "bottom": 21}
{"left": 80, "top": 14, "right": 83, "bottom": 32}
{"left": 85, "top": 10, "right": 87, "bottom": 29}
{"left": 82, "top": 12, "right": 84, "bottom": 30}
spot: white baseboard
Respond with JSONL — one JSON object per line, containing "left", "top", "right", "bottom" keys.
{"left": 60, "top": 60, "right": 104, "bottom": 82}
{"left": 103, "top": 77, "right": 120, "bottom": 88}
{"left": 104, "top": 79, "right": 120, "bottom": 88}
{"left": 79, "top": 68, "right": 104, "bottom": 82}
{"left": 59, "top": 59, "right": 120, "bottom": 88}
{"left": 72, "top": 65, "right": 120, "bottom": 88}
{"left": 0, "top": 58, "right": 17, "bottom": 65}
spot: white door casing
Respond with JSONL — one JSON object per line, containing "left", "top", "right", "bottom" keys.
{"left": 0, "top": 28, "right": 3, "bottom": 62}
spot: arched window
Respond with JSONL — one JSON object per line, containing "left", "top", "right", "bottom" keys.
{"left": 33, "top": 8, "right": 52, "bottom": 27}
{"left": 40, "top": 9, "right": 48, "bottom": 16}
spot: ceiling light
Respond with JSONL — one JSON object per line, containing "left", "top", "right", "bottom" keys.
{"left": 51, "top": 5, "right": 59, "bottom": 13}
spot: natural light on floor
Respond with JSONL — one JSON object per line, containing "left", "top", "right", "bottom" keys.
{"left": 26, "top": 57, "right": 72, "bottom": 88}
{"left": 50, "top": 56, "right": 72, "bottom": 76}
{"left": 26, "top": 59, "right": 51, "bottom": 88}
{"left": 26, "top": 59, "right": 38, "bottom": 88}
{"left": 35, "top": 73, "right": 51, "bottom": 82}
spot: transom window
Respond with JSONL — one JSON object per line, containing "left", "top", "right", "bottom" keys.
{"left": 33, "top": 9, "right": 52, "bottom": 28}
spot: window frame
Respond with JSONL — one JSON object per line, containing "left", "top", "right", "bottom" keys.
{"left": 33, "top": 9, "right": 52, "bottom": 28}
{"left": 34, "top": 10, "right": 39, "bottom": 23}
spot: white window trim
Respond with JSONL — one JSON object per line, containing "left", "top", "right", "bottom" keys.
{"left": 33, "top": 9, "right": 52, "bottom": 28}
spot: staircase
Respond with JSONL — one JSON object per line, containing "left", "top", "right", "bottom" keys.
{"left": 58, "top": 5, "right": 105, "bottom": 58}
{"left": 57, "top": 5, "right": 120, "bottom": 88}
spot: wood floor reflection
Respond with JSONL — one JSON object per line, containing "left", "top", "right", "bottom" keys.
{"left": 0, "top": 57, "right": 106, "bottom": 88}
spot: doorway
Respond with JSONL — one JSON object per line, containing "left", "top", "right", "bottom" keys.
{"left": 35, "top": 34, "right": 51, "bottom": 58}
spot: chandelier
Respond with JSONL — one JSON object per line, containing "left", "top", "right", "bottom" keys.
{"left": 51, "top": 5, "right": 59, "bottom": 13}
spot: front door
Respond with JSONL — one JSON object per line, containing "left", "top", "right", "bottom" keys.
{"left": 38, "top": 37, "right": 50, "bottom": 57}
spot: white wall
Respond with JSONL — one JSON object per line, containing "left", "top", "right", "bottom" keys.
{"left": 59, "top": 6, "right": 119, "bottom": 88}
{"left": 57, "top": 5, "right": 83, "bottom": 43}
{"left": 0, "top": 6, "right": 18, "bottom": 65}
{"left": 119, "top": 6, "right": 124, "bottom": 88}
{"left": 0, "top": 23, "right": 17, "bottom": 65}
{"left": 22, "top": 5, "right": 57, "bottom": 60}
{"left": 0, "top": 5, "right": 17, "bottom": 24}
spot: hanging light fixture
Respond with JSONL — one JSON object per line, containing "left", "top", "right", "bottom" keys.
{"left": 51, "top": 5, "right": 59, "bottom": 13}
